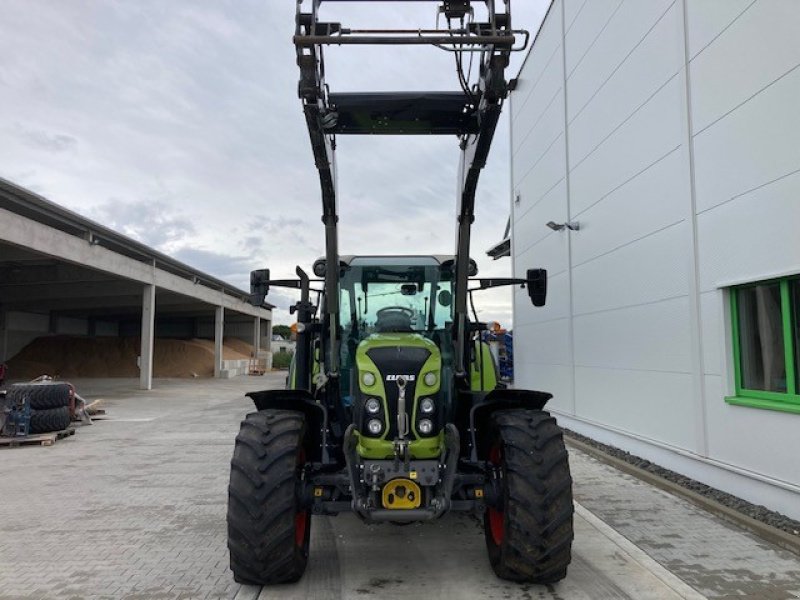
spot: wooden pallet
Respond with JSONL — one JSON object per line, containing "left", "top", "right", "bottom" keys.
{"left": 0, "top": 427, "right": 76, "bottom": 448}
{"left": 248, "top": 358, "right": 267, "bottom": 376}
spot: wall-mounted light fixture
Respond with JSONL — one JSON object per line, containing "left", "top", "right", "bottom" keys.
{"left": 546, "top": 221, "right": 580, "bottom": 231}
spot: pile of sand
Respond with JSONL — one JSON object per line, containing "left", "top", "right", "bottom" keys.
{"left": 7, "top": 336, "right": 255, "bottom": 379}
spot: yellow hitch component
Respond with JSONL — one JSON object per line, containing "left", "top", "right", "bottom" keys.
{"left": 381, "top": 478, "right": 422, "bottom": 510}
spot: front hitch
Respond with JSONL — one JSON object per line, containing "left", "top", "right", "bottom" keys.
{"left": 344, "top": 423, "right": 461, "bottom": 522}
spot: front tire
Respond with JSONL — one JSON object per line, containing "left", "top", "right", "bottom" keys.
{"left": 227, "top": 410, "right": 310, "bottom": 584}
{"left": 484, "top": 409, "right": 574, "bottom": 583}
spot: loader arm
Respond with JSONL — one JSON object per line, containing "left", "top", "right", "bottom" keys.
{"left": 294, "top": 0, "right": 524, "bottom": 382}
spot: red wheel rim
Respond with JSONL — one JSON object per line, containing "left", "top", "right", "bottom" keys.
{"left": 295, "top": 448, "right": 308, "bottom": 548}
{"left": 294, "top": 511, "right": 308, "bottom": 547}
{"left": 488, "top": 445, "right": 505, "bottom": 545}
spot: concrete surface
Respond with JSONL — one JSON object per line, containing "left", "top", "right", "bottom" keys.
{"left": 247, "top": 504, "right": 702, "bottom": 600}
{"left": 0, "top": 375, "right": 798, "bottom": 600}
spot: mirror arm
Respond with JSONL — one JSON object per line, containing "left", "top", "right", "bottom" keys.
{"left": 469, "top": 277, "right": 528, "bottom": 290}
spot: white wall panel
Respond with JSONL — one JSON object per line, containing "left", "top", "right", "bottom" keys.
{"left": 568, "top": 3, "right": 683, "bottom": 166}
{"left": 572, "top": 223, "right": 690, "bottom": 316}
{"left": 513, "top": 94, "right": 566, "bottom": 175}
{"left": 510, "top": 0, "right": 800, "bottom": 516}
{"left": 693, "top": 66, "right": 800, "bottom": 213}
{"left": 570, "top": 149, "right": 684, "bottom": 262}
{"left": 514, "top": 179, "right": 567, "bottom": 254}
{"left": 515, "top": 230, "right": 569, "bottom": 280}
{"left": 696, "top": 170, "right": 800, "bottom": 292}
{"left": 514, "top": 319, "right": 572, "bottom": 366}
{"left": 573, "top": 297, "right": 692, "bottom": 373}
{"left": 689, "top": 1, "right": 800, "bottom": 133}
{"left": 512, "top": 60, "right": 565, "bottom": 156}
{"left": 569, "top": 77, "right": 685, "bottom": 216}
{"left": 574, "top": 366, "right": 695, "bottom": 449}
{"left": 685, "top": 0, "right": 753, "bottom": 59}
{"left": 512, "top": 0, "right": 563, "bottom": 126}
{"left": 513, "top": 136, "right": 567, "bottom": 214}
{"left": 699, "top": 290, "right": 724, "bottom": 376}
{"left": 512, "top": 61, "right": 564, "bottom": 143}
{"left": 518, "top": 363, "right": 574, "bottom": 414}
{"left": 564, "top": 0, "right": 588, "bottom": 35}
{"left": 564, "top": 0, "right": 623, "bottom": 76}
{"left": 705, "top": 374, "right": 800, "bottom": 487}
{"left": 566, "top": 0, "right": 675, "bottom": 122}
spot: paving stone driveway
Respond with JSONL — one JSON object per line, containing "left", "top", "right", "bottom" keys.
{"left": 0, "top": 375, "right": 280, "bottom": 600}
{"left": 2, "top": 375, "right": 799, "bottom": 600}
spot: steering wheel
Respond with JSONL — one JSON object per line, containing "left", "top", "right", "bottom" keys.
{"left": 376, "top": 306, "right": 415, "bottom": 319}
{"left": 375, "top": 306, "right": 415, "bottom": 332}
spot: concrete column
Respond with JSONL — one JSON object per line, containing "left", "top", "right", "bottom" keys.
{"left": 253, "top": 317, "right": 261, "bottom": 356}
{"left": 214, "top": 306, "right": 224, "bottom": 378}
{"left": 264, "top": 320, "right": 272, "bottom": 352}
{"left": 140, "top": 284, "right": 156, "bottom": 390}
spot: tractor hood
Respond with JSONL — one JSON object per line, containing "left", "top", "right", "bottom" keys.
{"left": 353, "top": 333, "right": 443, "bottom": 459}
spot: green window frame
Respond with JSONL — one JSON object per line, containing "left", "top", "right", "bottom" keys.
{"left": 727, "top": 276, "right": 800, "bottom": 414}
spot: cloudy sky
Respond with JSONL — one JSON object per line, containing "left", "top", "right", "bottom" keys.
{"left": 0, "top": 0, "right": 549, "bottom": 325}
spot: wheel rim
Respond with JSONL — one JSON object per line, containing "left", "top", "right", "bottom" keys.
{"left": 295, "top": 448, "right": 309, "bottom": 548}
{"left": 294, "top": 511, "right": 308, "bottom": 547}
{"left": 488, "top": 444, "right": 505, "bottom": 546}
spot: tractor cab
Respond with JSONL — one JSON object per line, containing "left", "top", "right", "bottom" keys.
{"left": 334, "top": 256, "right": 462, "bottom": 461}
{"left": 335, "top": 257, "right": 455, "bottom": 393}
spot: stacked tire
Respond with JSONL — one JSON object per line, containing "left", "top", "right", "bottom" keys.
{"left": 7, "top": 383, "right": 73, "bottom": 434}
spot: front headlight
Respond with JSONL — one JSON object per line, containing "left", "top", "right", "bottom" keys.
{"left": 419, "top": 397, "right": 435, "bottom": 414}
{"left": 423, "top": 372, "right": 437, "bottom": 386}
{"left": 365, "top": 397, "right": 381, "bottom": 414}
{"left": 418, "top": 419, "right": 434, "bottom": 435}
{"left": 362, "top": 372, "right": 376, "bottom": 387}
{"left": 367, "top": 419, "right": 383, "bottom": 435}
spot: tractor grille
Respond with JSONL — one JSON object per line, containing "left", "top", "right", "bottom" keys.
{"left": 366, "top": 346, "right": 430, "bottom": 439}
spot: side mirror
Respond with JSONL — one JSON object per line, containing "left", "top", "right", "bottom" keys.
{"left": 526, "top": 268, "right": 547, "bottom": 307}
{"left": 249, "top": 269, "right": 270, "bottom": 306}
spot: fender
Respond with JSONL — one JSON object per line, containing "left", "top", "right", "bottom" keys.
{"left": 468, "top": 388, "right": 553, "bottom": 461}
{"left": 246, "top": 389, "right": 329, "bottom": 463}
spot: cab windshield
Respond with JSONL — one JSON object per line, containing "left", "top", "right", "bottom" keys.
{"left": 339, "top": 258, "right": 453, "bottom": 341}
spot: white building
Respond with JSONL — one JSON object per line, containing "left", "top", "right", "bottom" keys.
{"left": 509, "top": 0, "right": 800, "bottom": 519}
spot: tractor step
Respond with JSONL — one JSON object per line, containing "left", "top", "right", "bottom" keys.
{"left": 0, "top": 427, "right": 76, "bottom": 448}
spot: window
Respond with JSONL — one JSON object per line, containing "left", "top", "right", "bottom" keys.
{"left": 728, "top": 277, "right": 800, "bottom": 414}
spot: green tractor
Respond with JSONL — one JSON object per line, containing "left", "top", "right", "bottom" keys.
{"left": 227, "top": 0, "right": 573, "bottom": 585}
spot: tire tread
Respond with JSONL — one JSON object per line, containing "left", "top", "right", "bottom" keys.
{"left": 227, "top": 410, "right": 308, "bottom": 585}
{"left": 485, "top": 409, "right": 574, "bottom": 583}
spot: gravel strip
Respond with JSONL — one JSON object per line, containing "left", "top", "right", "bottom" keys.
{"left": 563, "top": 428, "right": 800, "bottom": 539}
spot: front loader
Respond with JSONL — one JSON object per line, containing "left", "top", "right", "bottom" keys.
{"left": 227, "top": 0, "right": 574, "bottom": 585}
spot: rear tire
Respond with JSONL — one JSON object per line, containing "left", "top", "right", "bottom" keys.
{"left": 484, "top": 409, "right": 573, "bottom": 583}
{"left": 29, "top": 406, "right": 71, "bottom": 433}
{"left": 227, "top": 410, "right": 310, "bottom": 584}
